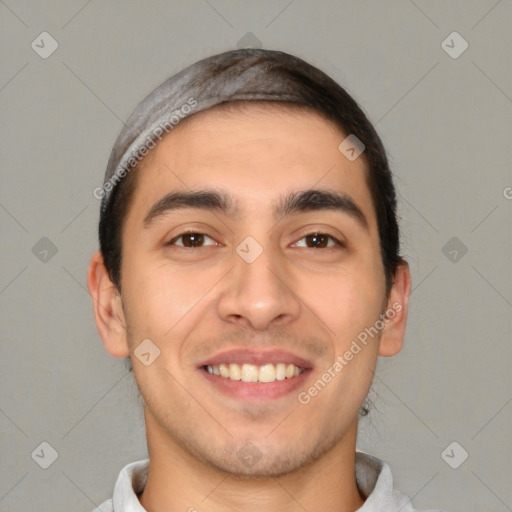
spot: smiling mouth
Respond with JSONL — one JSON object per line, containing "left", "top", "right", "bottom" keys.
{"left": 202, "top": 363, "right": 305, "bottom": 383}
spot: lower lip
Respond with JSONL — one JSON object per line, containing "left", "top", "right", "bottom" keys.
{"left": 199, "top": 368, "right": 311, "bottom": 401}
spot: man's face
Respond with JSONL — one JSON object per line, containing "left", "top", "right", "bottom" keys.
{"left": 118, "top": 103, "right": 392, "bottom": 476}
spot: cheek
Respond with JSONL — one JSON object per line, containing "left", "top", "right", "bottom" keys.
{"left": 121, "top": 253, "right": 219, "bottom": 345}
{"left": 298, "top": 260, "right": 385, "bottom": 342}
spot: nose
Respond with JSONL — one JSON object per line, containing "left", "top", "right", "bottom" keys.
{"left": 216, "top": 241, "right": 301, "bottom": 331}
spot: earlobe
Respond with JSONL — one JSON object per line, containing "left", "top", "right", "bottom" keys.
{"left": 86, "top": 251, "right": 130, "bottom": 358}
{"left": 378, "top": 262, "right": 412, "bottom": 357}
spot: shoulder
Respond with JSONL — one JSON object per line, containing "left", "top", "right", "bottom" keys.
{"left": 355, "top": 451, "right": 444, "bottom": 512}
{"left": 92, "top": 459, "right": 150, "bottom": 512}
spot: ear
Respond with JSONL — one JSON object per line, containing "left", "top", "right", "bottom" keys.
{"left": 378, "top": 262, "right": 411, "bottom": 357}
{"left": 87, "top": 251, "right": 130, "bottom": 358}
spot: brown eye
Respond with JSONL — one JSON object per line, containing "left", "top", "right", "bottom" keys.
{"left": 294, "top": 233, "right": 341, "bottom": 249}
{"left": 306, "top": 233, "right": 329, "bottom": 248}
{"left": 167, "top": 233, "right": 216, "bottom": 248}
{"left": 182, "top": 233, "right": 204, "bottom": 247}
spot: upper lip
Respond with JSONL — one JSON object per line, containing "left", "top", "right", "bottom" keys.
{"left": 198, "top": 348, "right": 314, "bottom": 369}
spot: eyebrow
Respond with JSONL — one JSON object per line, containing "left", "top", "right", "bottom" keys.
{"left": 143, "top": 188, "right": 368, "bottom": 231}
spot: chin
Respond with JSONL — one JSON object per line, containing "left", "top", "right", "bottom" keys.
{"left": 196, "top": 436, "right": 335, "bottom": 479}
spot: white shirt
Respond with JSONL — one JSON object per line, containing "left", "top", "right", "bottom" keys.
{"left": 93, "top": 451, "right": 442, "bottom": 512}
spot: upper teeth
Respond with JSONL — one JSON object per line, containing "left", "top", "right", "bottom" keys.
{"left": 205, "top": 363, "right": 303, "bottom": 383}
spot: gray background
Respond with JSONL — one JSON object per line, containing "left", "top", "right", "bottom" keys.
{"left": 1, "top": 1, "right": 511, "bottom": 511}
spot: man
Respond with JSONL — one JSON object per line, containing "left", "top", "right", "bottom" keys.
{"left": 87, "top": 49, "right": 441, "bottom": 511}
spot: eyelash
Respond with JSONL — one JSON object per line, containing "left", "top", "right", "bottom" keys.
{"left": 165, "top": 231, "right": 344, "bottom": 249}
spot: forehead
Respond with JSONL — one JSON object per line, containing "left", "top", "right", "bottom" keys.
{"left": 125, "top": 102, "right": 375, "bottom": 229}
{"left": 140, "top": 100, "right": 348, "bottom": 168}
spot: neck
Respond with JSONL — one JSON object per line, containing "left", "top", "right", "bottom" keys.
{"left": 138, "top": 412, "right": 365, "bottom": 512}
